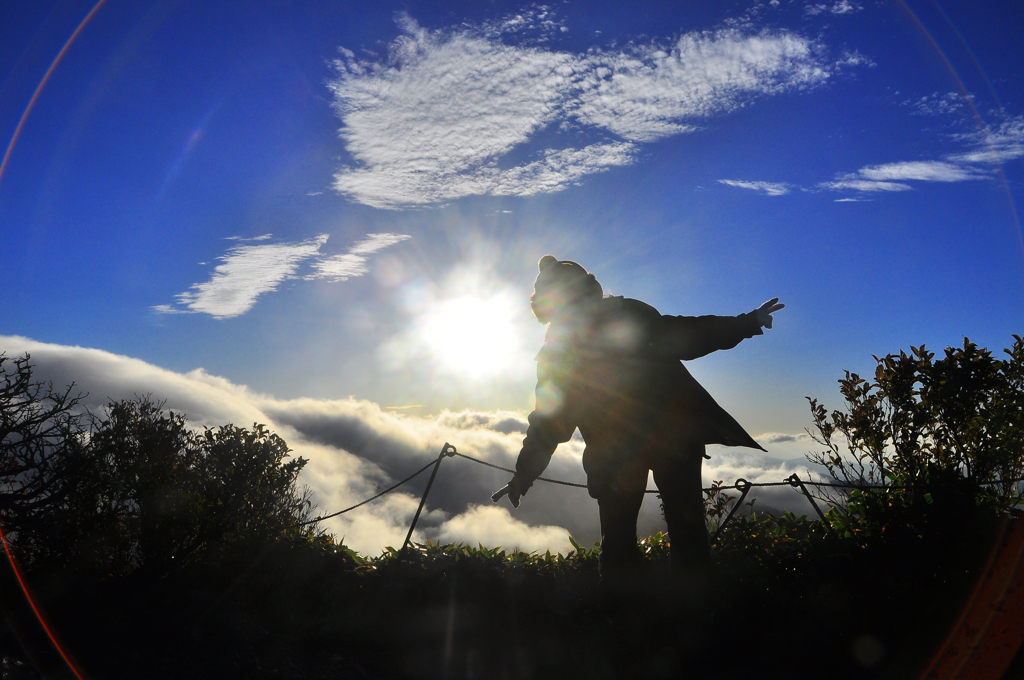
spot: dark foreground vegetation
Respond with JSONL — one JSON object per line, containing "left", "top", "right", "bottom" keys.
{"left": 1, "top": 337, "right": 1023, "bottom": 679}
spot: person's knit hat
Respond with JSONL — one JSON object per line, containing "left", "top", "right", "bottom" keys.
{"left": 531, "top": 255, "right": 602, "bottom": 322}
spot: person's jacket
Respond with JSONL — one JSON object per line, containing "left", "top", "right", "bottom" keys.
{"left": 514, "top": 296, "right": 765, "bottom": 496}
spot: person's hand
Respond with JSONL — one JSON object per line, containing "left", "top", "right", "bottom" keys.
{"left": 491, "top": 475, "right": 525, "bottom": 508}
{"left": 756, "top": 297, "right": 785, "bottom": 329}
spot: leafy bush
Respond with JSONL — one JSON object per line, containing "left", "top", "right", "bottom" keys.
{"left": 8, "top": 396, "right": 317, "bottom": 577}
{"left": 804, "top": 336, "right": 1024, "bottom": 543}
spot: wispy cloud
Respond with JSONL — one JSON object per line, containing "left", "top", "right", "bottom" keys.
{"left": 819, "top": 179, "right": 912, "bottom": 192}
{"left": 312, "top": 233, "right": 411, "bottom": 282}
{"left": 948, "top": 116, "right": 1024, "bottom": 164}
{"left": 755, "top": 431, "right": 814, "bottom": 445}
{"left": 904, "top": 91, "right": 969, "bottom": 117}
{"left": 835, "top": 1, "right": 863, "bottom": 15}
{"left": 572, "top": 29, "right": 832, "bottom": 142}
{"left": 819, "top": 115, "right": 1023, "bottom": 195}
{"left": 731, "top": 114, "right": 1024, "bottom": 198}
{"left": 156, "top": 233, "right": 410, "bottom": 318}
{"left": 224, "top": 233, "right": 274, "bottom": 241}
{"left": 851, "top": 160, "right": 986, "bottom": 182}
{"left": 806, "top": 1, "right": 861, "bottom": 16}
{"left": 820, "top": 152, "right": 993, "bottom": 195}
{"left": 717, "top": 179, "right": 792, "bottom": 196}
{"left": 172, "top": 235, "right": 328, "bottom": 319}
{"left": 1, "top": 336, "right": 828, "bottom": 554}
{"left": 329, "top": 13, "right": 853, "bottom": 209}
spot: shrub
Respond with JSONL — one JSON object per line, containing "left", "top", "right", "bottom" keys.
{"left": 804, "top": 336, "right": 1024, "bottom": 541}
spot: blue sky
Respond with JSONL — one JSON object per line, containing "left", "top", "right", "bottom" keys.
{"left": 2, "top": 0, "right": 1022, "bottom": 552}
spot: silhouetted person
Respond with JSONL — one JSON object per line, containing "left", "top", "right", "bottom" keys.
{"left": 494, "top": 256, "right": 783, "bottom": 590}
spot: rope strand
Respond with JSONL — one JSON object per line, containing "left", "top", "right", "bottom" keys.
{"left": 288, "top": 459, "right": 437, "bottom": 528}
{"left": 453, "top": 452, "right": 590, "bottom": 489}
{"left": 292, "top": 447, "right": 1024, "bottom": 529}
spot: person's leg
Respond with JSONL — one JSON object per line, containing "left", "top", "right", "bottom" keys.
{"left": 596, "top": 462, "right": 648, "bottom": 582}
{"left": 652, "top": 442, "right": 710, "bottom": 579}
{"left": 594, "top": 459, "right": 649, "bottom": 657}
{"left": 593, "top": 466, "right": 651, "bottom": 676}
{"left": 653, "top": 442, "right": 715, "bottom": 674}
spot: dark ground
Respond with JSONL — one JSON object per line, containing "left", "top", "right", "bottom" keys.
{"left": 1, "top": 510, "right": 1016, "bottom": 680}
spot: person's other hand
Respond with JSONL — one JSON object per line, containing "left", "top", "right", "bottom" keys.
{"left": 491, "top": 476, "right": 525, "bottom": 508}
{"left": 757, "top": 298, "right": 785, "bottom": 329}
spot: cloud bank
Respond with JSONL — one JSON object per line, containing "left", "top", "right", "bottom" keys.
{"left": 1, "top": 336, "right": 828, "bottom": 555}
{"left": 155, "top": 233, "right": 410, "bottom": 319}
{"left": 329, "top": 13, "right": 850, "bottom": 208}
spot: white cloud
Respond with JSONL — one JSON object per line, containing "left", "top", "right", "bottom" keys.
{"left": 310, "top": 254, "right": 369, "bottom": 282}
{"left": 349, "top": 233, "right": 413, "bottom": 255}
{"left": 854, "top": 160, "right": 986, "bottom": 182}
{"left": 332, "top": 141, "right": 636, "bottom": 209}
{"left": 837, "top": 50, "right": 872, "bottom": 68}
{"left": 435, "top": 504, "right": 571, "bottom": 553}
{"left": 313, "top": 233, "right": 412, "bottom": 282}
{"left": 150, "top": 304, "right": 192, "bottom": 314}
{"left": 819, "top": 179, "right": 912, "bottom": 192}
{"left": 156, "top": 233, "right": 410, "bottom": 318}
{"left": 905, "top": 91, "right": 968, "bottom": 117}
{"left": 329, "top": 15, "right": 849, "bottom": 209}
{"left": 820, "top": 161, "right": 985, "bottom": 196}
{"left": 756, "top": 431, "right": 813, "bottom": 445}
{"left": 820, "top": 115, "right": 1022, "bottom": 196}
{"left": 717, "top": 179, "right": 791, "bottom": 196}
{"left": 728, "top": 114, "right": 1020, "bottom": 199}
{"left": 171, "top": 235, "right": 328, "bottom": 319}
{"left": 660, "top": 110, "right": 1015, "bottom": 201}
{"left": 806, "top": 1, "right": 861, "bottom": 16}
{"left": 948, "top": 115, "right": 1024, "bottom": 164}
{"left": 572, "top": 29, "right": 832, "bottom": 143}
{"left": 1, "top": 336, "right": 831, "bottom": 555}
{"left": 224, "top": 233, "right": 274, "bottom": 241}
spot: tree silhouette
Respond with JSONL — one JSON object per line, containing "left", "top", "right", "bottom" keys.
{"left": 0, "top": 354, "right": 89, "bottom": 540}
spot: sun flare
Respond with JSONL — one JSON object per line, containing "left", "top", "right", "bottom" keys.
{"left": 420, "top": 294, "right": 522, "bottom": 378}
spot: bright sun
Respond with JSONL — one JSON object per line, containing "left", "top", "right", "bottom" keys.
{"left": 420, "top": 294, "right": 522, "bottom": 378}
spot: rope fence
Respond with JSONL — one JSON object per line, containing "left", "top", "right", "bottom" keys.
{"left": 292, "top": 443, "right": 1024, "bottom": 547}
{"left": 453, "top": 451, "right": 588, "bottom": 489}
{"left": 288, "top": 459, "right": 437, "bottom": 528}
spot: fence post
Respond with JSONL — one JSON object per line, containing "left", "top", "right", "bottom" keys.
{"left": 712, "top": 478, "right": 752, "bottom": 542}
{"left": 401, "top": 443, "right": 457, "bottom": 553}
{"left": 787, "top": 473, "right": 833, "bottom": 534}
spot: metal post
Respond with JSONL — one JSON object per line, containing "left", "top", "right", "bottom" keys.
{"left": 712, "top": 478, "right": 752, "bottom": 542}
{"left": 402, "top": 443, "right": 457, "bottom": 553}
{"left": 787, "top": 473, "right": 832, "bottom": 534}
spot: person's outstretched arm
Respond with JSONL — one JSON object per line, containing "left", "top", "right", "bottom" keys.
{"left": 652, "top": 298, "right": 784, "bottom": 361}
{"left": 492, "top": 347, "right": 577, "bottom": 508}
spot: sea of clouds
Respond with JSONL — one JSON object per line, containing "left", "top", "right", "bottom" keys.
{"left": 0, "top": 335, "right": 827, "bottom": 557}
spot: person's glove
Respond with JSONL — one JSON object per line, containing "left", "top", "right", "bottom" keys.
{"left": 491, "top": 474, "right": 528, "bottom": 508}
{"left": 756, "top": 297, "right": 785, "bottom": 329}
